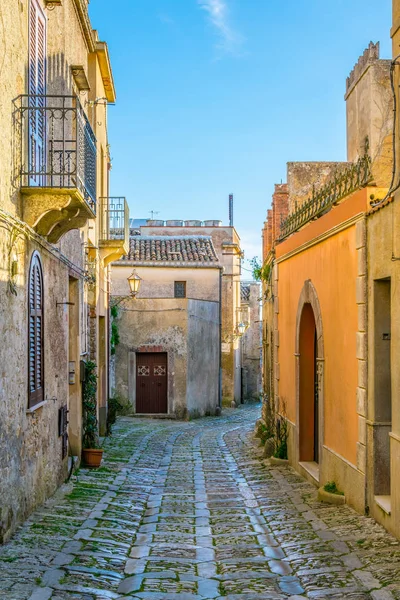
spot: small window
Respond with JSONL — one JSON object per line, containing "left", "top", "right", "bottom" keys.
{"left": 174, "top": 281, "right": 186, "bottom": 298}
{"left": 28, "top": 251, "right": 44, "bottom": 408}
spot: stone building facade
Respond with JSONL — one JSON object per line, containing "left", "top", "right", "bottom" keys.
{"left": 132, "top": 220, "right": 244, "bottom": 406}
{"left": 261, "top": 42, "right": 393, "bottom": 517}
{"left": 0, "top": 0, "right": 128, "bottom": 542}
{"left": 110, "top": 236, "right": 221, "bottom": 418}
{"left": 240, "top": 282, "right": 261, "bottom": 400}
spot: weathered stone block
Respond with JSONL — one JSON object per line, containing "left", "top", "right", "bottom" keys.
{"left": 356, "top": 276, "right": 367, "bottom": 304}
{"left": 358, "top": 415, "right": 367, "bottom": 445}
{"left": 357, "top": 387, "right": 367, "bottom": 416}
{"left": 356, "top": 332, "right": 367, "bottom": 360}
{"left": 358, "top": 304, "right": 367, "bottom": 332}
{"left": 358, "top": 359, "right": 367, "bottom": 388}
{"left": 275, "top": 362, "right": 280, "bottom": 381}
{"left": 357, "top": 442, "right": 366, "bottom": 473}
{"left": 357, "top": 246, "right": 367, "bottom": 276}
{"left": 355, "top": 219, "right": 366, "bottom": 249}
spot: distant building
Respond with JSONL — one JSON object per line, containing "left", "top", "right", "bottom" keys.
{"left": 110, "top": 235, "right": 221, "bottom": 418}
{"left": 129, "top": 220, "right": 244, "bottom": 406}
{"left": 240, "top": 282, "right": 262, "bottom": 400}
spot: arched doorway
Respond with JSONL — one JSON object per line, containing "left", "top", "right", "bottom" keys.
{"left": 295, "top": 281, "right": 324, "bottom": 467}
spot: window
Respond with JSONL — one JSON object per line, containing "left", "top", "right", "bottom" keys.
{"left": 174, "top": 281, "right": 186, "bottom": 298}
{"left": 29, "top": 0, "right": 46, "bottom": 185}
{"left": 28, "top": 252, "right": 44, "bottom": 408}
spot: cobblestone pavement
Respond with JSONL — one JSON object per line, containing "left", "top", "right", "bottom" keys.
{"left": 1, "top": 404, "right": 400, "bottom": 600}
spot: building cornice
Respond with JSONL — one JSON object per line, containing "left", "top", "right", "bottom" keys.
{"left": 72, "top": 0, "right": 95, "bottom": 52}
{"left": 276, "top": 213, "right": 365, "bottom": 264}
{"left": 112, "top": 260, "right": 222, "bottom": 269}
{"left": 95, "top": 40, "right": 116, "bottom": 103}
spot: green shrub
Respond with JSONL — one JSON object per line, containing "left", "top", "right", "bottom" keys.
{"left": 82, "top": 361, "right": 99, "bottom": 449}
{"left": 324, "top": 481, "right": 344, "bottom": 495}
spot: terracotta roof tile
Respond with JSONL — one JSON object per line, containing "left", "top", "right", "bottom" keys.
{"left": 124, "top": 236, "right": 219, "bottom": 264}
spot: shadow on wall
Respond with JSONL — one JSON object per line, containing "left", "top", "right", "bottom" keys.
{"left": 11, "top": 52, "right": 83, "bottom": 199}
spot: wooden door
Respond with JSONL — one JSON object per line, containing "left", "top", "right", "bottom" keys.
{"left": 136, "top": 353, "right": 168, "bottom": 414}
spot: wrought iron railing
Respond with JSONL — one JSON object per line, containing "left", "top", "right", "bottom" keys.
{"left": 278, "top": 140, "right": 373, "bottom": 241}
{"left": 99, "top": 197, "right": 129, "bottom": 243}
{"left": 16, "top": 95, "right": 97, "bottom": 212}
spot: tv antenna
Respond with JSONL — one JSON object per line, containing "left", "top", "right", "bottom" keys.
{"left": 149, "top": 210, "right": 160, "bottom": 219}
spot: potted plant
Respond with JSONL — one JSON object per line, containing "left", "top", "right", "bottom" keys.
{"left": 82, "top": 361, "right": 103, "bottom": 468}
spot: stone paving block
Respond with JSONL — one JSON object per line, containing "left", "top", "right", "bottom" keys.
{"left": 2, "top": 406, "right": 400, "bottom": 600}
{"left": 28, "top": 588, "right": 53, "bottom": 600}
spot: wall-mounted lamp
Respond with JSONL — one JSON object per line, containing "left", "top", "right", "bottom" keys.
{"left": 237, "top": 322, "right": 246, "bottom": 337}
{"left": 112, "top": 270, "right": 142, "bottom": 307}
{"left": 127, "top": 269, "right": 142, "bottom": 298}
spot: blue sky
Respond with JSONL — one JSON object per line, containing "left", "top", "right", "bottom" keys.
{"left": 89, "top": 0, "right": 392, "bottom": 266}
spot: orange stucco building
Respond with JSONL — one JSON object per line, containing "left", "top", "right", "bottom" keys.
{"left": 262, "top": 42, "right": 393, "bottom": 515}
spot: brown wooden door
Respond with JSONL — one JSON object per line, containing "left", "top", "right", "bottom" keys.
{"left": 136, "top": 353, "right": 168, "bottom": 414}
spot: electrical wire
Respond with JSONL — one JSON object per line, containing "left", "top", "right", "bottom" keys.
{"left": 371, "top": 53, "right": 400, "bottom": 207}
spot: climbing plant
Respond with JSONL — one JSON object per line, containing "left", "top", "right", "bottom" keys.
{"left": 250, "top": 256, "right": 271, "bottom": 282}
{"left": 82, "top": 361, "right": 100, "bottom": 449}
{"left": 110, "top": 305, "right": 120, "bottom": 356}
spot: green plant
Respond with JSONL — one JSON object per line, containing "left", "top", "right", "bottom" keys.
{"left": 324, "top": 481, "right": 344, "bottom": 495}
{"left": 82, "top": 361, "right": 100, "bottom": 449}
{"left": 273, "top": 401, "right": 288, "bottom": 460}
{"left": 106, "top": 395, "right": 123, "bottom": 436}
{"left": 250, "top": 256, "right": 271, "bottom": 282}
{"left": 110, "top": 305, "right": 120, "bottom": 356}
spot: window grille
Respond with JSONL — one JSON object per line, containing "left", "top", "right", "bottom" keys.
{"left": 174, "top": 281, "right": 186, "bottom": 298}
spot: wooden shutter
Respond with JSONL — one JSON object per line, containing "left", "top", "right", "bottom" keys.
{"left": 29, "top": 0, "right": 46, "bottom": 183}
{"left": 28, "top": 253, "right": 44, "bottom": 407}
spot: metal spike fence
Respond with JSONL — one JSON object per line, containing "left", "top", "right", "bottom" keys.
{"left": 278, "top": 139, "right": 372, "bottom": 242}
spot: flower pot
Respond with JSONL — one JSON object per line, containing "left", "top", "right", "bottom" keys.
{"left": 82, "top": 448, "right": 103, "bottom": 468}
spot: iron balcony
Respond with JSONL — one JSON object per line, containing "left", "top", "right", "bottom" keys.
{"left": 15, "top": 94, "right": 98, "bottom": 242}
{"left": 99, "top": 197, "right": 130, "bottom": 265}
{"left": 16, "top": 94, "right": 97, "bottom": 213}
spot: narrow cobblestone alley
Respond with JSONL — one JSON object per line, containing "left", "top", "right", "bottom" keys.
{"left": 1, "top": 405, "right": 400, "bottom": 600}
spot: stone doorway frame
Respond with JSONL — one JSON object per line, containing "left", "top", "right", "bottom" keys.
{"left": 295, "top": 279, "right": 324, "bottom": 482}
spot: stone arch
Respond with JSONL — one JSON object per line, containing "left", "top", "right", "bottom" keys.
{"left": 295, "top": 280, "right": 324, "bottom": 469}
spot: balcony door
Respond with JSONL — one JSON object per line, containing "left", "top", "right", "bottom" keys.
{"left": 28, "top": 0, "right": 46, "bottom": 185}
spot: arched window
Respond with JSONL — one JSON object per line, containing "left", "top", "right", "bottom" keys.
{"left": 28, "top": 252, "right": 44, "bottom": 408}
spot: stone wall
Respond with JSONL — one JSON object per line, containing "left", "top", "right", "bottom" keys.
{"left": 241, "top": 283, "right": 261, "bottom": 400}
{"left": 0, "top": 233, "right": 73, "bottom": 542}
{"left": 139, "top": 224, "right": 242, "bottom": 404}
{"left": 113, "top": 297, "right": 220, "bottom": 419}
{"left": 0, "top": 0, "right": 115, "bottom": 541}
{"left": 186, "top": 300, "right": 220, "bottom": 417}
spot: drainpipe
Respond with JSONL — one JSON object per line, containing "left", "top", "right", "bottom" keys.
{"left": 218, "top": 266, "right": 223, "bottom": 411}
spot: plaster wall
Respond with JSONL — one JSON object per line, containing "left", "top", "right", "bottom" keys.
{"left": 0, "top": 0, "right": 114, "bottom": 540}
{"left": 113, "top": 297, "right": 220, "bottom": 419}
{"left": 0, "top": 240, "right": 72, "bottom": 542}
{"left": 277, "top": 226, "right": 359, "bottom": 464}
{"left": 366, "top": 199, "right": 400, "bottom": 537}
{"left": 111, "top": 265, "right": 220, "bottom": 302}
{"left": 241, "top": 283, "right": 261, "bottom": 399}
{"left": 140, "top": 225, "right": 242, "bottom": 403}
{"left": 114, "top": 298, "right": 188, "bottom": 417}
{"left": 274, "top": 190, "right": 369, "bottom": 511}
{"left": 186, "top": 300, "right": 219, "bottom": 416}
